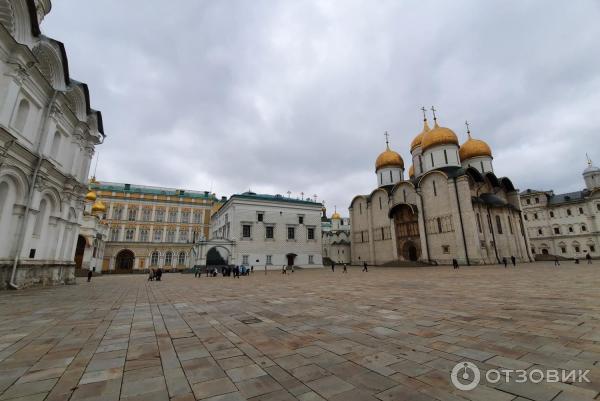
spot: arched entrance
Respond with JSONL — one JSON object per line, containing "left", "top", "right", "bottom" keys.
{"left": 206, "top": 247, "right": 228, "bottom": 266}
{"left": 402, "top": 241, "right": 419, "bottom": 261}
{"left": 115, "top": 249, "right": 135, "bottom": 270}
{"left": 286, "top": 253, "right": 297, "bottom": 266}
{"left": 74, "top": 235, "right": 86, "bottom": 269}
{"left": 390, "top": 204, "right": 421, "bottom": 261}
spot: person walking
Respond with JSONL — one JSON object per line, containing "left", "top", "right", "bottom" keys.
{"left": 343, "top": 264, "right": 347, "bottom": 273}
{"left": 362, "top": 261, "right": 368, "bottom": 272}
{"left": 586, "top": 253, "right": 592, "bottom": 264}
{"left": 148, "top": 268, "right": 154, "bottom": 281}
{"left": 291, "top": 265, "right": 294, "bottom": 273}
{"left": 502, "top": 257, "right": 508, "bottom": 268}
{"left": 87, "top": 269, "right": 93, "bottom": 282}
{"left": 511, "top": 255, "right": 516, "bottom": 267}
{"left": 282, "top": 265, "right": 287, "bottom": 274}
{"left": 265, "top": 264, "right": 267, "bottom": 275}
{"left": 331, "top": 262, "right": 335, "bottom": 272}
{"left": 251, "top": 265, "right": 254, "bottom": 274}
{"left": 554, "top": 256, "right": 560, "bottom": 267}
{"left": 452, "top": 259, "right": 459, "bottom": 269}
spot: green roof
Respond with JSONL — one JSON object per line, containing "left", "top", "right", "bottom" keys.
{"left": 91, "top": 181, "right": 217, "bottom": 200}
{"left": 231, "top": 192, "right": 322, "bottom": 207}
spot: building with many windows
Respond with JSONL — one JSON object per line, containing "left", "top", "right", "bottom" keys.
{"left": 520, "top": 159, "right": 600, "bottom": 259}
{"left": 195, "top": 192, "right": 323, "bottom": 269}
{"left": 350, "top": 110, "right": 532, "bottom": 266}
{"left": 90, "top": 181, "right": 216, "bottom": 272}
{"left": 0, "top": 0, "right": 105, "bottom": 289}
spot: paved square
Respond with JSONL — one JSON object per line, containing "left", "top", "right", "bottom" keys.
{"left": 1, "top": 262, "right": 600, "bottom": 401}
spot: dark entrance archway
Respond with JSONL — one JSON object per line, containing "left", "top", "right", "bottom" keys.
{"left": 286, "top": 253, "right": 296, "bottom": 266}
{"left": 115, "top": 249, "right": 135, "bottom": 270}
{"left": 74, "top": 235, "right": 86, "bottom": 269}
{"left": 390, "top": 204, "right": 421, "bottom": 261}
{"left": 206, "top": 247, "right": 227, "bottom": 266}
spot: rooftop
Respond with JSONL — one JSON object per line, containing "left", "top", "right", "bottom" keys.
{"left": 91, "top": 181, "right": 217, "bottom": 200}
{"left": 230, "top": 191, "right": 323, "bottom": 207}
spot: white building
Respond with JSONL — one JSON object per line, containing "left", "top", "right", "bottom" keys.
{"left": 520, "top": 159, "right": 600, "bottom": 259}
{"left": 0, "top": 1, "right": 104, "bottom": 289}
{"left": 321, "top": 208, "right": 351, "bottom": 264}
{"left": 196, "top": 192, "right": 323, "bottom": 269}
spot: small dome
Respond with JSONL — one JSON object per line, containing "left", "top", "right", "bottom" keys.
{"left": 459, "top": 137, "right": 492, "bottom": 161}
{"left": 410, "top": 119, "right": 430, "bottom": 152}
{"left": 421, "top": 122, "right": 459, "bottom": 152}
{"left": 331, "top": 211, "right": 341, "bottom": 220}
{"left": 408, "top": 165, "right": 414, "bottom": 177}
{"left": 85, "top": 190, "right": 97, "bottom": 202}
{"left": 375, "top": 148, "right": 404, "bottom": 171}
{"left": 91, "top": 200, "right": 106, "bottom": 214}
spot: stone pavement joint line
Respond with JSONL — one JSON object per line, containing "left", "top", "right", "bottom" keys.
{"left": 0, "top": 262, "right": 599, "bottom": 400}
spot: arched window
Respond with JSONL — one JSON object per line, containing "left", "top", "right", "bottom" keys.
{"left": 50, "top": 131, "right": 61, "bottom": 159}
{"left": 178, "top": 251, "right": 186, "bottom": 265}
{"left": 496, "top": 215, "right": 503, "bottom": 234}
{"left": 581, "top": 224, "right": 587, "bottom": 232}
{"left": 14, "top": 98, "right": 30, "bottom": 133}
{"left": 0, "top": 182, "right": 9, "bottom": 224}
{"left": 165, "top": 251, "right": 172, "bottom": 265}
{"left": 150, "top": 251, "right": 159, "bottom": 266}
{"left": 33, "top": 199, "right": 47, "bottom": 236}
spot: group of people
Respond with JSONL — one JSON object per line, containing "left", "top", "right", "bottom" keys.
{"left": 194, "top": 265, "right": 254, "bottom": 278}
{"left": 554, "top": 252, "right": 593, "bottom": 266}
{"left": 148, "top": 267, "right": 163, "bottom": 281}
{"left": 330, "top": 261, "right": 369, "bottom": 273}
{"left": 452, "top": 256, "right": 518, "bottom": 269}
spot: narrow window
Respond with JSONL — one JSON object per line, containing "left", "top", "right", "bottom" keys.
{"left": 298, "top": 216, "right": 304, "bottom": 224}
{"left": 257, "top": 212, "right": 263, "bottom": 222}
{"left": 567, "top": 209, "right": 572, "bottom": 216}
{"left": 433, "top": 181, "right": 437, "bottom": 196}
{"left": 444, "top": 149, "right": 448, "bottom": 164}
{"left": 380, "top": 172, "right": 383, "bottom": 184}
{"left": 476, "top": 213, "right": 482, "bottom": 233}
{"left": 389, "top": 170, "right": 393, "bottom": 182}
{"left": 165, "top": 252, "right": 172, "bottom": 265}
{"left": 579, "top": 207, "right": 584, "bottom": 214}
{"left": 178, "top": 252, "right": 185, "bottom": 265}
{"left": 151, "top": 252, "right": 159, "bottom": 266}
{"left": 496, "top": 215, "right": 503, "bottom": 234}
{"left": 549, "top": 211, "right": 554, "bottom": 218}
{"left": 430, "top": 153, "right": 434, "bottom": 167}
{"left": 379, "top": 197, "right": 382, "bottom": 210}
{"left": 50, "top": 131, "right": 61, "bottom": 159}
{"left": 266, "top": 226, "right": 274, "bottom": 239}
{"left": 14, "top": 99, "right": 30, "bottom": 133}
{"left": 480, "top": 161, "right": 484, "bottom": 172}
{"left": 242, "top": 224, "right": 251, "bottom": 238}
{"left": 287, "top": 227, "right": 295, "bottom": 240}
{"left": 403, "top": 189, "right": 406, "bottom": 202}
{"left": 418, "top": 155, "right": 423, "bottom": 172}
{"left": 437, "top": 217, "right": 442, "bottom": 233}
{"left": 359, "top": 203, "right": 362, "bottom": 214}
{"left": 581, "top": 224, "right": 587, "bottom": 232}
{"left": 307, "top": 227, "right": 315, "bottom": 240}
{"left": 487, "top": 214, "right": 493, "bottom": 233}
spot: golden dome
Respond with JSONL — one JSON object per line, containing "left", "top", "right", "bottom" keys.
{"left": 410, "top": 119, "right": 430, "bottom": 152}
{"left": 459, "top": 135, "right": 492, "bottom": 161}
{"left": 85, "top": 190, "right": 97, "bottom": 202}
{"left": 91, "top": 200, "right": 106, "bottom": 214}
{"left": 375, "top": 147, "right": 404, "bottom": 171}
{"left": 331, "top": 211, "right": 341, "bottom": 220}
{"left": 408, "top": 165, "right": 414, "bottom": 177}
{"left": 421, "top": 121, "right": 459, "bottom": 152}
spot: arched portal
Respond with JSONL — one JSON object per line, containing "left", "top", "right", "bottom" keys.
{"left": 390, "top": 204, "right": 421, "bottom": 261}
{"left": 206, "top": 247, "right": 229, "bottom": 266}
{"left": 74, "top": 235, "right": 86, "bottom": 268}
{"left": 115, "top": 249, "right": 135, "bottom": 270}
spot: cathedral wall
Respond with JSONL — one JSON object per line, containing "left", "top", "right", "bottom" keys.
{"left": 350, "top": 197, "right": 371, "bottom": 264}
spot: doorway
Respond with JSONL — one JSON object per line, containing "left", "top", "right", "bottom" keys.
{"left": 286, "top": 253, "right": 296, "bottom": 266}
{"left": 115, "top": 249, "right": 135, "bottom": 270}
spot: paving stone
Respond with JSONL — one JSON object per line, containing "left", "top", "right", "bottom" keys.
{"left": 191, "top": 377, "right": 237, "bottom": 399}
{"left": 226, "top": 364, "right": 267, "bottom": 383}
{"left": 306, "top": 375, "right": 355, "bottom": 398}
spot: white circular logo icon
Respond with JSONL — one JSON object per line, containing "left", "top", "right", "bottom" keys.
{"left": 451, "top": 362, "right": 481, "bottom": 391}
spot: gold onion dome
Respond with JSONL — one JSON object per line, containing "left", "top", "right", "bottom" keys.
{"left": 85, "top": 190, "right": 97, "bottom": 202}
{"left": 421, "top": 120, "right": 459, "bottom": 152}
{"left": 410, "top": 118, "right": 430, "bottom": 152}
{"left": 331, "top": 211, "right": 341, "bottom": 220}
{"left": 408, "top": 165, "right": 414, "bottom": 177}
{"left": 91, "top": 200, "right": 106, "bottom": 214}
{"left": 459, "top": 133, "right": 492, "bottom": 161}
{"left": 375, "top": 134, "right": 404, "bottom": 171}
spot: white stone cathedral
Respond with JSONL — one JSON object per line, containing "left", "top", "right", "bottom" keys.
{"left": 0, "top": 0, "right": 104, "bottom": 288}
{"left": 350, "top": 109, "right": 533, "bottom": 266}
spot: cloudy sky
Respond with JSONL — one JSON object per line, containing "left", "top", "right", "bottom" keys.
{"left": 44, "top": 1, "right": 600, "bottom": 215}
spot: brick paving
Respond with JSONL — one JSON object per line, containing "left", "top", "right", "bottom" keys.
{"left": 1, "top": 261, "right": 600, "bottom": 401}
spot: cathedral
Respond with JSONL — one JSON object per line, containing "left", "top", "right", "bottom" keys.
{"left": 350, "top": 109, "right": 533, "bottom": 266}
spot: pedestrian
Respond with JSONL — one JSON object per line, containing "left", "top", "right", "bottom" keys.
{"left": 282, "top": 265, "right": 287, "bottom": 274}
{"left": 265, "top": 264, "right": 267, "bottom": 275}
{"left": 343, "top": 264, "right": 347, "bottom": 273}
{"left": 251, "top": 265, "right": 254, "bottom": 274}
{"left": 554, "top": 256, "right": 560, "bottom": 267}
{"left": 586, "top": 253, "right": 592, "bottom": 264}
{"left": 331, "top": 262, "right": 335, "bottom": 272}
{"left": 87, "top": 269, "right": 93, "bottom": 282}
{"left": 511, "top": 255, "right": 516, "bottom": 267}
{"left": 452, "top": 259, "right": 459, "bottom": 269}
{"left": 362, "top": 261, "right": 368, "bottom": 272}
{"left": 156, "top": 268, "right": 162, "bottom": 281}
{"left": 502, "top": 257, "right": 507, "bottom": 268}
{"left": 291, "top": 265, "right": 294, "bottom": 273}
{"left": 148, "top": 268, "right": 154, "bottom": 281}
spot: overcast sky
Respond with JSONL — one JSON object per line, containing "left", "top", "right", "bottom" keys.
{"left": 44, "top": 1, "right": 600, "bottom": 216}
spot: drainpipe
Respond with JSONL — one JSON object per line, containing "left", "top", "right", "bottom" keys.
{"left": 9, "top": 91, "right": 58, "bottom": 289}
{"left": 486, "top": 206, "right": 501, "bottom": 264}
{"left": 453, "top": 178, "right": 470, "bottom": 266}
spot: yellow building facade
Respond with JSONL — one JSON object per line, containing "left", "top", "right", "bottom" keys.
{"left": 90, "top": 181, "right": 217, "bottom": 272}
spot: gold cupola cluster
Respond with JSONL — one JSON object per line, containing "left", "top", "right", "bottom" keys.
{"left": 458, "top": 123, "right": 492, "bottom": 161}
{"left": 86, "top": 177, "right": 106, "bottom": 215}
{"left": 375, "top": 132, "right": 404, "bottom": 171}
